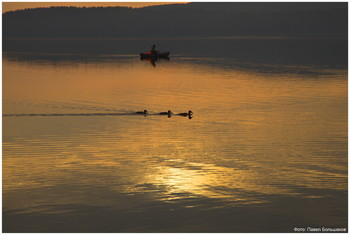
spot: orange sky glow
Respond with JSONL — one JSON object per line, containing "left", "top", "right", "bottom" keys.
{"left": 2, "top": 2, "right": 188, "bottom": 13}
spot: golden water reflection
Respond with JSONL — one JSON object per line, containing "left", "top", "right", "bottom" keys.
{"left": 3, "top": 54, "right": 347, "bottom": 231}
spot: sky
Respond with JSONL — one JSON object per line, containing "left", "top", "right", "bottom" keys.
{"left": 2, "top": 2, "right": 187, "bottom": 13}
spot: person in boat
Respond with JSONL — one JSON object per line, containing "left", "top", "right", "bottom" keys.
{"left": 150, "top": 45, "right": 158, "bottom": 54}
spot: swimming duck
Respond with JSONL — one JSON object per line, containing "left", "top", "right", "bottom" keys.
{"left": 136, "top": 110, "right": 148, "bottom": 115}
{"left": 159, "top": 110, "right": 172, "bottom": 115}
{"left": 177, "top": 110, "right": 193, "bottom": 116}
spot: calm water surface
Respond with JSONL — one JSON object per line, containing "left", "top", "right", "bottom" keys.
{"left": 3, "top": 38, "right": 348, "bottom": 232}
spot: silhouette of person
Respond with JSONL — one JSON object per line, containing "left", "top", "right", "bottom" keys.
{"left": 150, "top": 45, "right": 157, "bottom": 54}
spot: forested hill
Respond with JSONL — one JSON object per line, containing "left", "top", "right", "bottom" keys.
{"left": 3, "top": 2, "right": 347, "bottom": 39}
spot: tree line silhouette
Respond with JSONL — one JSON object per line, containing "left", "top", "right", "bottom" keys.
{"left": 3, "top": 3, "right": 347, "bottom": 39}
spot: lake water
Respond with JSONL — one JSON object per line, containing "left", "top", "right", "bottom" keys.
{"left": 3, "top": 37, "right": 348, "bottom": 232}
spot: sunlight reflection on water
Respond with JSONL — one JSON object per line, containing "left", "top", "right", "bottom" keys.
{"left": 3, "top": 48, "right": 347, "bottom": 232}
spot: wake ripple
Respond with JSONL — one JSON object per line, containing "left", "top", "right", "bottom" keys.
{"left": 3, "top": 112, "right": 193, "bottom": 118}
{"left": 4, "top": 112, "right": 143, "bottom": 117}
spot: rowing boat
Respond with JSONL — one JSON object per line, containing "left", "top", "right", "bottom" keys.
{"left": 140, "top": 52, "right": 170, "bottom": 59}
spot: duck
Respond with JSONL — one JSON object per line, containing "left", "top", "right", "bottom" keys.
{"left": 177, "top": 110, "right": 193, "bottom": 116}
{"left": 136, "top": 110, "right": 148, "bottom": 115}
{"left": 159, "top": 110, "right": 172, "bottom": 115}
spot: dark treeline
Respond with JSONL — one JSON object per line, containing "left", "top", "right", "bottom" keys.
{"left": 3, "top": 2, "right": 348, "bottom": 39}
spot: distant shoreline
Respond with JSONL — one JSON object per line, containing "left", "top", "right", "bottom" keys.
{"left": 3, "top": 34, "right": 348, "bottom": 41}
{"left": 3, "top": 3, "right": 347, "bottom": 39}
